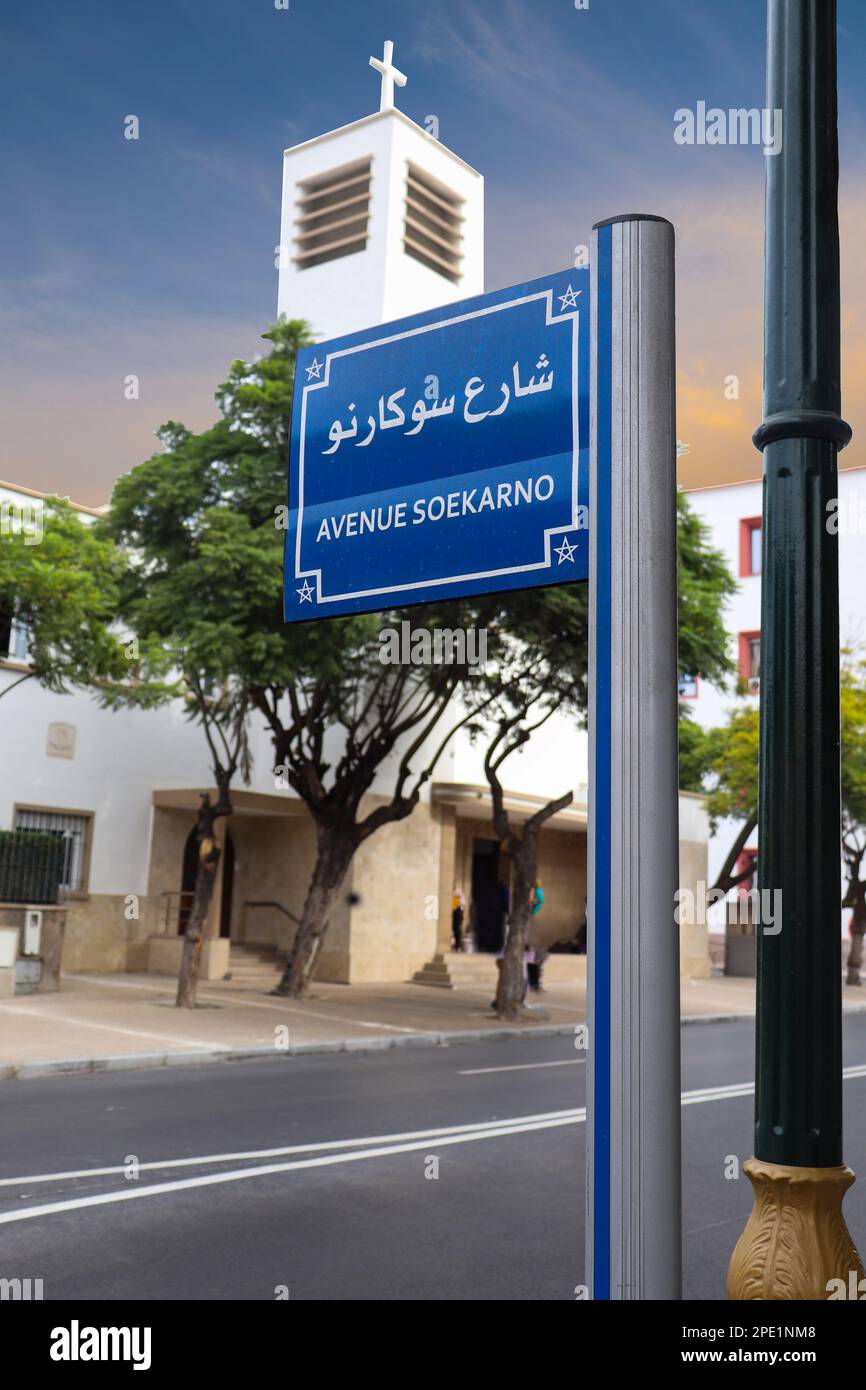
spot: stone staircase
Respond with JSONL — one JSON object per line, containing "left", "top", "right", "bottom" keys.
{"left": 411, "top": 950, "right": 585, "bottom": 989}
{"left": 411, "top": 954, "right": 457, "bottom": 989}
{"left": 226, "top": 943, "right": 286, "bottom": 989}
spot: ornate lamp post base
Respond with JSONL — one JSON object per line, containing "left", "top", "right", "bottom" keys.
{"left": 728, "top": 1159, "right": 864, "bottom": 1300}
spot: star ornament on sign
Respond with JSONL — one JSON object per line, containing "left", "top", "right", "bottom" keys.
{"left": 558, "top": 284, "right": 581, "bottom": 312}
{"left": 306, "top": 358, "right": 324, "bottom": 382}
{"left": 555, "top": 536, "right": 578, "bottom": 565}
{"left": 297, "top": 579, "right": 315, "bottom": 603}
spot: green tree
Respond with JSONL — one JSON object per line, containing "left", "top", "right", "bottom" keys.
{"left": 675, "top": 490, "right": 737, "bottom": 693}
{"left": 101, "top": 323, "right": 307, "bottom": 1006}
{"left": 700, "top": 705, "right": 760, "bottom": 894}
{"left": 0, "top": 498, "right": 131, "bottom": 703}
{"left": 692, "top": 655, "right": 866, "bottom": 972}
{"left": 678, "top": 710, "right": 719, "bottom": 794}
{"left": 473, "top": 491, "right": 737, "bottom": 1018}
{"left": 105, "top": 321, "right": 496, "bottom": 1000}
{"left": 468, "top": 587, "right": 587, "bottom": 1018}
{"left": 105, "top": 661, "right": 250, "bottom": 1009}
{"left": 263, "top": 611, "right": 495, "bottom": 995}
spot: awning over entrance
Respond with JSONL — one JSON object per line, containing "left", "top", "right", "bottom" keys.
{"left": 431, "top": 781, "right": 588, "bottom": 831}
{"left": 151, "top": 788, "right": 308, "bottom": 819}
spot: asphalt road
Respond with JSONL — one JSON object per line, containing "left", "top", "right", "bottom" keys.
{"left": 4, "top": 1015, "right": 866, "bottom": 1301}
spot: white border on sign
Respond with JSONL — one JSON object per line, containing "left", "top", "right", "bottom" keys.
{"left": 294, "top": 288, "right": 582, "bottom": 605}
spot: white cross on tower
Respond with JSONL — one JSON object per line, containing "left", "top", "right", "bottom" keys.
{"left": 369, "top": 39, "right": 407, "bottom": 112}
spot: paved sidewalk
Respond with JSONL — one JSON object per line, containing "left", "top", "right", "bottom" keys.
{"left": 0, "top": 970, "right": 580, "bottom": 1075}
{"left": 1, "top": 967, "right": 863, "bottom": 1080}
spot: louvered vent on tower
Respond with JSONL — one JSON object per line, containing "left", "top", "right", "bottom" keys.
{"left": 403, "top": 163, "right": 464, "bottom": 283}
{"left": 294, "top": 158, "right": 372, "bottom": 270}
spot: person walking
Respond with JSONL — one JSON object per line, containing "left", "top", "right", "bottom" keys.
{"left": 451, "top": 887, "right": 466, "bottom": 952}
{"left": 490, "top": 873, "right": 511, "bottom": 1009}
{"left": 526, "top": 880, "right": 547, "bottom": 992}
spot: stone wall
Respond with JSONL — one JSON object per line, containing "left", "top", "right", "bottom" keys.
{"left": 678, "top": 791, "right": 711, "bottom": 980}
{"left": 230, "top": 814, "right": 318, "bottom": 955}
{"left": 64, "top": 895, "right": 140, "bottom": 973}
{"left": 534, "top": 827, "right": 589, "bottom": 947}
{"left": 344, "top": 795, "right": 442, "bottom": 983}
{"left": 144, "top": 807, "right": 191, "bottom": 939}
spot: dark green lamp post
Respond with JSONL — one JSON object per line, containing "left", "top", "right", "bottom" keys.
{"left": 728, "top": 0, "right": 863, "bottom": 1299}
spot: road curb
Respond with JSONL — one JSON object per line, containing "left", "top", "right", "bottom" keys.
{"left": 1, "top": 1007, "right": 816, "bottom": 1081}
{"left": 1, "top": 1022, "right": 575, "bottom": 1080}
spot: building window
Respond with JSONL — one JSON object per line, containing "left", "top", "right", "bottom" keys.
{"left": 739, "top": 631, "right": 761, "bottom": 692}
{"left": 0, "top": 602, "right": 29, "bottom": 663}
{"left": 403, "top": 163, "right": 464, "bottom": 283}
{"left": 739, "top": 517, "right": 762, "bottom": 577}
{"left": 678, "top": 673, "right": 699, "bottom": 699}
{"left": 13, "top": 808, "right": 92, "bottom": 895}
{"left": 293, "top": 158, "right": 372, "bottom": 271}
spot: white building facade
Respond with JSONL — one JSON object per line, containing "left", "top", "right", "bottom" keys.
{"left": 684, "top": 465, "right": 866, "bottom": 925}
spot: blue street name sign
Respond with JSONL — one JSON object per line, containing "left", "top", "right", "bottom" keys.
{"left": 284, "top": 268, "right": 590, "bottom": 620}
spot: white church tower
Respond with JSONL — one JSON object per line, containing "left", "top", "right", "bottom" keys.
{"left": 277, "top": 40, "right": 484, "bottom": 341}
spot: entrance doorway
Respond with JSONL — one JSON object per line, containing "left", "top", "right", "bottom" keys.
{"left": 177, "top": 824, "right": 235, "bottom": 938}
{"left": 178, "top": 826, "right": 198, "bottom": 935}
{"left": 470, "top": 838, "right": 508, "bottom": 953}
{"left": 220, "top": 830, "right": 235, "bottom": 939}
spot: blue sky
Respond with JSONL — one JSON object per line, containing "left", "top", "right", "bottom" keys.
{"left": 2, "top": 0, "right": 866, "bottom": 502}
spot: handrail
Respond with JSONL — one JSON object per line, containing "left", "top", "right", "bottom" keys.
{"left": 245, "top": 900, "right": 302, "bottom": 926}
{"left": 160, "top": 888, "right": 194, "bottom": 933}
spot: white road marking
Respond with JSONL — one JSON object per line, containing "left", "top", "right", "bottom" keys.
{"left": 459, "top": 1059, "right": 586, "bottom": 1075}
{"left": 0, "top": 1108, "right": 582, "bottom": 1188}
{"left": 0, "top": 1115, "right": 582, "bottom": 1226}
{"left": 3, "top": 1068, "right": 865, "bottom": 1224}
{"left": 676, "top": 1063, "right": 866, "bottom": 1109}
{"left": 682, "top": 1083, "right": 755, "bottom": 1105}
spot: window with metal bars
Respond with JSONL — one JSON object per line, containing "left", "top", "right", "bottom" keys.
{"left": 293, "top": 158, "right": 372, "bottom": 270}
{"left": 13, "top": 809, "right": 91, "bottom": 893}
{"left": 403, "top": 164, "right": 464, "bottom": 283}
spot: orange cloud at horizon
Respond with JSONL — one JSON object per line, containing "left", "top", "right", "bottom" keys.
{"left": 675, "top": 175, "right": 866, "bottom": 491}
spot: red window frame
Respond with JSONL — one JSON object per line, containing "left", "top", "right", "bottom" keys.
{"left": 739, "top": 630, "right": 761, "bottom": 691}
{"left": 739, "top": 517, "right": 762, "bottom": 577}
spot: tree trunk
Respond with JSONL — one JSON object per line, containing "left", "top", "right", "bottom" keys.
{"left": 497, "top": 839, "right": 537, "bottom": 1020}
{"left": 273, "top": 831, "right": 355, "bottom": 998}
{"left": 176, "top": 789, "right": 229, "bottom": 1009}
{"left": 176, "top": 834, "right": 221, "bottom": 1008}
{"left": 846, "top": 894, "right": 866, "bottom": 986}
{"left": 712, "top": 813, "right": 758, "bottom": 895}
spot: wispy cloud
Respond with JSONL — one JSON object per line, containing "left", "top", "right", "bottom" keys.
{"left": 172, "top": 145, "right": 279, "bottom": 211}
{"left": 415, "top": 0, "right": 672, "bottom": 167}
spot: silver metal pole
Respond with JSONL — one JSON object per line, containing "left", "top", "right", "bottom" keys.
{"left": 587, "top": 214, "right": 681, "bottom": 1299}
